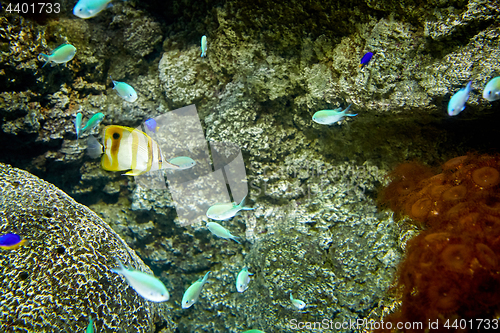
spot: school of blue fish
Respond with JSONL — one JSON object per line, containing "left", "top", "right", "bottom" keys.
{"left": 2, "top": 2, "right": 499, "bottom": 332}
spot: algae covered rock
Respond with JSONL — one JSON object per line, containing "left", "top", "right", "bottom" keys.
{"left": 0, "top": 163, "right": 171, "bottom": 332}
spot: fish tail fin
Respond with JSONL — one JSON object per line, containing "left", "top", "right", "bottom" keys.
{"left": 359, "top": 64, "right": 363, "bottom": 68}
{"left": 201, "top": 271, "right": 211, "bottom": 284}
{"left": 39, "top": 53, "right": 49, "bottom": 68}
{"left": 86, "top": 135, "right": 103, "bottom": 159}
{"left": 290, "top": 293, "right": 294, "bottom": 300}
{"left": 346, "top": 113, "right": 358, "bottom": 117}
{"left": 231, "top": 236, "right": 241, "bottom": 244}
{"left": 111, "top": 261, "right": 126, "bottom": 274}
{"left": 238, "top": 195, "right": 253, "bottom": 210}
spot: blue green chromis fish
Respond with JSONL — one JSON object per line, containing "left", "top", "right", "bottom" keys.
{"left": 236, "top": 267, "right": 253, "bottom": 293}
{"left": 483, "top": 77, "right": 500, "bottom": 102}
{"left": 81, "top": 113, "right": 105, "bottom": 134}
{"left": 206, "top": 222, "right": 240, "bottom": 243}
{"left": 39, "top": 44, "right": 76, "bottom": 68}
{"left": 111, "top": 261, "right": 169, "bottom": 302}
{"left": 242, "top": 330, "right": 265, "bottom": 333}
{"left": 86, "top": 318, "right": 94, "bottom": 333}
{"left": 206, "top": 195, "right": 253, "bottom": 220}
{"left": 110, "top": 76, "right": 138, "bottom": 103}
{"left": 201, "top": 35, "right": 207, "bottom": 57}
{"left": 448, "top": 81, "right": 472, "bottom": 116}
{"left": 74, "top": 113, "right": 83, "bottom": 139}
{"left": 312, "top": 104, "right": 356, "bottom": 125}
{"left": 167, "top": 156, "right": 196, "bottom": 170}
{"left": 73, "top": 0, "right": 112, "bottom": 19}
{"left": 182, "top": 271, "right": 210, "bottom": 309}
{"left": 290, "top": 293, "right": 306, "bottom": 310}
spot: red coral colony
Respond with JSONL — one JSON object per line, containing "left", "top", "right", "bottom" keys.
{"left": 378, "top": 154, "right": 500, "bottom": 332}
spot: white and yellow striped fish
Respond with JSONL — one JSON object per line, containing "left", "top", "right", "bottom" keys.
{"left": 100, "top": 125, "right": 180, "bottom": 176}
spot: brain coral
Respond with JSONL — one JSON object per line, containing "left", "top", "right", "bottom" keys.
{"left": 0, "top": 163, "right": 169, "bottom": 332}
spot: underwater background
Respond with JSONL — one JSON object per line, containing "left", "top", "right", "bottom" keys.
{"left": 0, "top": 0, "right": 500, "bottom": 332}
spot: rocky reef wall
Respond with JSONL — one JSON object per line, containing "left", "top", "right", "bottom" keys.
{"left": 0, "top": 0, "right": 499, "bottom": 332}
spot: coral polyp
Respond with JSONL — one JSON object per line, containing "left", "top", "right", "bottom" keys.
{"left": 472, "top": 166, "right": 500, "bottom": 188}
{"left": 410, "top": 197, "right": 432, "bottom": 220}
{"left": 377, "top": 154, "right": 500, "bottom": 332}
{"left": 441, "top": 185, "right": 467, "bottom": 201}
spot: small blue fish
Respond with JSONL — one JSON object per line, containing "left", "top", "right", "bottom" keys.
{"left": 111, "top": 261, "right": 169, "bottom": 302}
{"left": 290, "top": 293, "right": 306, "bottom": 310}
{"left": 359, "top": 52, "right": 373, "bottom": 68}
{"left": 206, "top": 222, "right": 240, "bottom": 243}
{"left": 206, "top": 195, "right": 253, "bottom": 221}
{"left": 312, "top": 104, "right": 356, "bottom": 125}
{"left": 81, "top": 113, "right": 105, "bottom": 134}
{"left": 86, "top": 318, "right": 95, "bottom": 333}
{"left": 182, "top": 271, "right": 210, "bottom": 309}
{"left": 74, "top": 113, "right": 83, "bottom": 139}
{"left": 110, "top": 76, "right": 138, "bottom": 103}
{"left": 236, "top": 267, "right": 253, "bottom": 293}
{"left": 448, "top": 81, "right": 472, "bottom": 116}
{"left": 39, "top": 44, "right": 77, "bottom": 68}
{"left": 73, "top": 0, "right": 112, "bottom": 19}
{"left": 0, "top": 233, "right": 27, "bottom": 250}
{"left": 201, "top": 35, "right": 207, "bottom": 57}
{"left": 483, "top": 77, "right": 500, "bottom": 102}
{"left": 144, "top": 118, "right": 158, "bottom": 132}
{"left": 167, "top": 156, "right": 196, "bottom": 170}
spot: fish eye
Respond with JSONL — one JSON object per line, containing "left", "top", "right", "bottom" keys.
{"left": 488, "top": 90, "right": 491, "bottom": 95}
{"left": 113, "top": 132, "right": 120, "bottom": 140}
{"left": 130, "top": 93, "right": 133, "bottom": 96}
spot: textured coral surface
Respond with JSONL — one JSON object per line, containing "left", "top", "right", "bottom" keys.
{"left": 0, "top": 163, "right": 166, "bottom": 332}
{"left": 378, "top": 154, "right": 500, "bottom": 331}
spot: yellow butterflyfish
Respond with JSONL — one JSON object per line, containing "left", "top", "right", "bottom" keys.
{"left": 99, "top": 125, "right": 179, "bottom": 176}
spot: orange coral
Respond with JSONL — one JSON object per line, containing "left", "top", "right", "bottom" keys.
{"left": 377, "top": 154, "right": 500, "bottom": 332}
{"left": 472, "top": 167, "right": 500, "bottom": 188}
